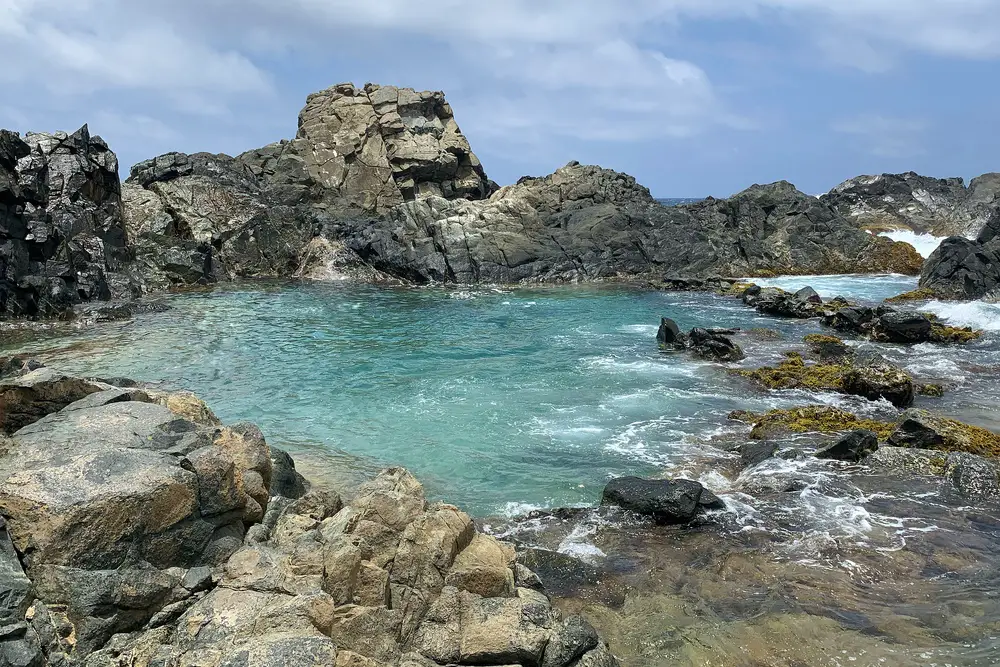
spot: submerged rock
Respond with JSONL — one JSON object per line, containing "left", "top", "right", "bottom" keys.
{"left": 815, "top": 430, "right": 879, "bottom": 463}
{"left": 601, "top": 477, "right": 719, "bottom": 525}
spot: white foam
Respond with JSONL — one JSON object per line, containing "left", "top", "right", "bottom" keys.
{"left": 557, "top": 523, "right": 606, "bottom": 563}
{"left": 923, "top": 300, "right": 1000, "bottom": 331}
{"left": 877, "top": 230, "right": 949, "bottom": 258}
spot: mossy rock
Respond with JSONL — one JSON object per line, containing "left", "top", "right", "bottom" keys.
{"left": 929, "top": 324, "right": 983, "bottom": 344}
{"left": 918, "top": 384, "right": 945, "bottom": 398}
{"left": 803, "top": 334, "right": 851, "bottom": 360}
{"left": 885, "top": 288, "right": 938, "bottom": 303}
{"left": 743, "top": 328, "right": 783, "bottom": 341}
{"left": 719, "top": 281, "right": 758, "bottom": 297}
{"left": 889, "top": 410, "right": 1000, "bottom": 458}
{"left": 734, "top": 356, "right": 849, "bottom": 392}
{"left": 729, "top": 406, "right": 897, "bottom": 441}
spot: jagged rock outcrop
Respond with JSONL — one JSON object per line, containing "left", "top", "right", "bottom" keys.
{"left": 823, "top": 171, "right": 1000, "bottom": 237}
{"left": 0, "top": 125, "right": 136, "bottom": 318}
{"left": 339, "top": 172, "right": 922, "bottom": 283}
{"left": 295, "top": 82, "right": 492, "bottom": 210}
{"left": 6, "top": 84, "right": 928, "bottom": 319}
{"left": 918, "top": 211, "right": 1000, "bottom": 300}
{"left": 0, "top": 364, "right": 619, "bottom": 667}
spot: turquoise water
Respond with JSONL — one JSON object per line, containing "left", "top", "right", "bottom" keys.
{"left": 5, "top": 274, "right": 950, "bottom": 515}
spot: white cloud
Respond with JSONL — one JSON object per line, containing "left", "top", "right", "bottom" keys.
{"left": 833, "top": 114, "right": 928, "bottom": 158}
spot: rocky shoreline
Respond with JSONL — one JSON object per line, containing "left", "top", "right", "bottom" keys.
{"left": 14, "top": 80, "right": 1000, "bottom": 323}
{"left": 0, "top": 359, "right": 619, "bottom": 667}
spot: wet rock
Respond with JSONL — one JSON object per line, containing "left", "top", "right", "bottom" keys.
{"left": 841, "top": 354, "right": 915, "bottom": 408}
{"left": 823, "top": 306, "right": 878, "bottom": 335}
{"left": 815, "top": 430, "right": 879, "bottom": 462}
{"left": 919, "top": 220, "right": 1000, "bottom": 300}
{"left": 687, "top": 328, "right": 745, "bottom": 362}
{"left": 888, "top": 409, "right": 1000, "bottom": 457}
{"left": 945, "top": 452, "right": 1000, "bottom": 499}
{"left": 866, "top": 446, "right": 949, "bottom": 475}
{"left": 803, "top": 334, "right": 851, "bottom": 361}
{"left": 740, "top": 441, "right": 779, "bottom": 468}
{"left": 270, "top": 447, "right": 309, "bottom": 499}
{"left": 732, "top": 406, "right": 896, "bottom": 441}
{"left": 871, "top": 310, "right": 933, "bottom": 344}
{"left": 518, "top": 548, "right": 601, "bottom": 595}
{"left": 755, "top": 286, "right": 825, "bottom": 318}
{"left": 542, "top": 615, "right": 600, "bottom": 667}
{"left": 601, "top": 477, "right": 713, "bottom": 525}
{"left": 656, "top": 317, "right": 683, "bottom": 347}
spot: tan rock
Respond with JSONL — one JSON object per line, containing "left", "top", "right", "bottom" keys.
{"left": 445, "top": 533, "right": 516, "bottom": 598}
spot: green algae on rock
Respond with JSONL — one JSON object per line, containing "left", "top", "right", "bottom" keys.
{"left": 729, "top": 405, "right": 898, "bottom": 441}
{"left": 885, "top": 287, "right": 939, "bottom": 303}
{"left": 889, "top": 409, "right": 1000, "bottom": 458}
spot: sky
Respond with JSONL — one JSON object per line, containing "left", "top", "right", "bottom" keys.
{"left": 1, "top": 0, "right": 998, "bottom": 197}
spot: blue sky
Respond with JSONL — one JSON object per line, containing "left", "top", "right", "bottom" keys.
{"left": 1, "top": 0, "right": 998, "bottom": 197}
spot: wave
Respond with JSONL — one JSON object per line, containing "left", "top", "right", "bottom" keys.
{"left": 877, "top": 230, "right": 949, "bottom": 258}
{"left": 924, "top": 300, "right": 1000, "bottom": 331}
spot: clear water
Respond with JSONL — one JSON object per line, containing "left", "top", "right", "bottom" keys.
{"left": 6, "top": 274, "right": 998, "bottom": 515}
{"left": 6, "top": 275, "right": 1000, "bottom": 666}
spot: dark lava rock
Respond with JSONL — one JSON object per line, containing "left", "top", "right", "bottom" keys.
{"left": 601, "top": 477, "right": 712, "bottom": 524}
{"left": 872, "top": 310, "right": 934, "bottom": 343}
{"left": 519, "top": 548, "right": 601, "bottom": 594}
{"left": 740, "top": 441, "right": 780, "bottom": 468}
{"left": 888, "top": 414, "right": 946, "bottom": 450}
{"left": 842, "top": 354, "right": 915, "bottom": 408}
{"left": 542, "top": 616, "right": 600, "bottom": 667}
{"left": 656, "top": 317, "right": 683, "bottom": 347}
{"left": 824, "top": 306, "right": 878, "bottom": 335}
{"left": 754, "top": 285, "right": 825, "bottom": 319}
{"left": 687, "top": 327, "right": 745, "bottom": 362}
{"left": 919, "top": 228, "right": 1000, "bottom": 300}
{"left": 269, "top": 447, "right": 308, "bottom": 500}
{"left": 815, "top": 430, "right": 879, "bottom": 462}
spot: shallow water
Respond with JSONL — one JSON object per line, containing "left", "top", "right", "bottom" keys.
{"left": 5, "top": 276, "right": 1000, "bottom": 666}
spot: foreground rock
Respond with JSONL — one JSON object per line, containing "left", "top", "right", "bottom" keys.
{"left": 0, "top": 363, "right": 619, "bottom": 667}
{"left": 918, "top": 211, "right": 1000, "bottom": 300}
{"left": 815, "top": 430, "right": 879, "bottom": 462}
{"left": 601, "top": 477, "right": 724, "bottom": 524}
{"left": 822, "top": 171, "right": 1000, "bottom": 237}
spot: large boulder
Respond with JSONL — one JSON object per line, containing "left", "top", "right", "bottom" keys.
{"left": 822, "top": 171, "right": 1000, "bottom": 237}
{"left": 0, "top": 368, "right": 620, "bottom": 666}
{"left": 295, "top": 83, "right": 492, "bottom": 210}
{"left": 918, "top": 215, "right": 1000, "bottom": 300}
{"left": 0, "top": 125, "right": 136, "bottom": 318}
{"left": 0, "top": 371, "right": 275, "bottom": 654}
{"left": 600, "top": 477, "right": 722, "bottom": 524}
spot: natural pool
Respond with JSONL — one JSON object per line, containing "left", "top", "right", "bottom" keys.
{"left": 6, "top": 274, "right": 1000, "bottom": 666}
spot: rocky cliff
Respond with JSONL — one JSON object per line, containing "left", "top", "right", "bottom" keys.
{"left": 0, "top": 360, "right": 619, "bottom": 667}
{"left": 2, "top": 83, "right": 927, "bottom": 319}
{"left": 823, "top": 171, "right": 1000, "bottom": 237}
{"left": 0, "top": 126, "right": 137, "bottom": 318}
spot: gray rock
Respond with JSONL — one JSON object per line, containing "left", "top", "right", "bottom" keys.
{"left": 740, "top": 441, "right": 779, "bottom": 468}
{"left": 0, "top": 125, "right": 136, "bottom": 318}
{"left": 841, "top": 356, "right": 915, "bottom": 408}
{"left": 822, "top": 171, "right": 1000, "bottom": 237}
{"left": 872, "top": 310, "right": 934, "bottom": 344}
{"left": 656, "top": 317, "right": 683, "bottom": 347}
{"left": 919, "top": 232, "right": 1000, "bottom": 300}
{"left": 815, "top": 430, "right": 879, "bottom": 463}
{"left": 542, "top": 615, "right": 599, "bottom": 667}
{"left": 0, "top": 366, "right": 106, "bottom": 434}
{"left": 945, "top": 452, "right": 1000, "bottom": 499}
{"left": 601, "top": 477, "right": 712, "bottom": 524}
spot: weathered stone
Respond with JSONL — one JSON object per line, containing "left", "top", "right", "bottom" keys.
{"left": 0, "top": 367, "right": 105, "bottom": 434}
{"left": 444, "top": 533, "right": 516, "bottom": 598}
{"left": 601, "top": 477, "right": 710, "bottom": 524}
{"left": 815, "top": 430, "right": 879, "bottom": 462}
{"left": 542, "top": 615, "right": 599, "bottom": 667}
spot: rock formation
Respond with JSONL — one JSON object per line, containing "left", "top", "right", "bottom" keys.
{"left": 3, "top": 83, "right": 928, "bottom": 319}
{"left": 0, "top": 126, "right": 136, "bottom": 318}
{"left": 0, "top": 362, "right": 619, "bottom": 667}
{"left": 918, "top": 210, "right": 1000, "bottom": 299}
{"left": 823, "top": 171, "right": 1000, "bottom": 237}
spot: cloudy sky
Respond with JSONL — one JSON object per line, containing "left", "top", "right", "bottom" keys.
{"left": 1, "top": 0, "right": 998, "bottom": 196}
